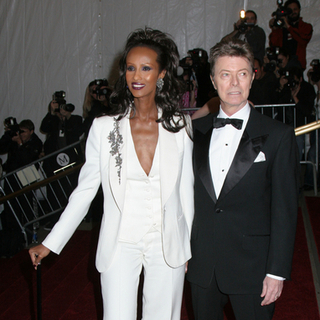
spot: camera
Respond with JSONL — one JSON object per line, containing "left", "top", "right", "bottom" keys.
{"left": 237, "top": 10, "right": 255, "bottom": 33}
{"left": 186, "top": 49, "right": 204, "bottom": 71}
{"left": 279, "top": 69, "right": 298, "bottom": 88}
{"left": 55, "top": 103, "right": 75, "bottom": 113}
{"left": 272, "top": 0, "right": 292, "bottom": 28}
{"left": 309, "top": 59, "right": 320, "bottom": 83}
{"left": 52, "top": 91, "right": 66, "bottom": 103}
{"left": 264, "top": 47, "right": 280, "bottom": 72}
{"left": 4, "top": 117, "right": 20, "bottom": 137}
{"left": 91, "top": 79, "right": 110, "bottom": 98}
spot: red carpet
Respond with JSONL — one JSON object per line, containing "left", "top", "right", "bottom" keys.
{"left": 0, "top": 205, "right": 319, "bottom": 319}
{"left": 273, "top": 208, "right": 319, "bottom": 319}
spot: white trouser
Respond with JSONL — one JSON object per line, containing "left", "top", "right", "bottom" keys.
{"left": 100, "top": 230, "right": 185, "bottom": 320}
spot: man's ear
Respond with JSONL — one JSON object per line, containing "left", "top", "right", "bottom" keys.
{"left": 210, "top": 75, "right": 217, "bottom": 90}
{"left": 250, "top": 72, "right": 255, "bottom": 88}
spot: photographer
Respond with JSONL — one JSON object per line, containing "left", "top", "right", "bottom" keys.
{"left": 221, "top": 10, "right": 266, "bottom": 63}
{"left": 41, "top": 93, "right": 83, "bottom": 162}
{"left": 277, "top": 66, "right": 316, "bottom": 159}
{"left": 82, "top": 79, "right": 112, "bottom": 138}
{"left": 248, "top": 58, "right": 279, "bottom": 117}
{"left": 0, "top": 118, "right": 42, "bottom": 174}
{"left": 0, "top": 119, "right": 42, "bottom": 257}
{"left": 40, "top": 93, "right": 84, "bottom": 229}
{"left": 179, "top": 57, "right": 198, "bottom": 114}
{"left": 184, "top": 49, "right": 215, "bottom": 108}
{"left": 275, "top": 47, "right": 302, "bottom": 77}
{"left": 269, "top": 0, "right": 313, "bottom": 70}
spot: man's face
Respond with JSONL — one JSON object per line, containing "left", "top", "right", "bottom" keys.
{"left": 19, "top": 128, "right": 33, "bottom": 144}
{"left": 287, "top": 3, "right": 300, "bottom": 22}
{"left": 211, "top": 56, "right": 254, "bottom": 115}
{"left": 245, "top": 12, "right": 257, "bottom": 25}
{"left": 59, "top": 108, "right": 72, "bottom": 118}
{"left": 293, "top": 75, "right": 302, "bottom": 84}
{"left": 185, "top": 57, "right": 193, "bottom": 66}
{"left": 254, "top": 60, "right": 262, "bottom": 80}
{"left": 277, "top": 54, "right": 289, "bottom": 69}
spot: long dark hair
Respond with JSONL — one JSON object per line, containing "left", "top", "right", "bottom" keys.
{"left": 109, "top": 27, "right": 186, "bottom": 132}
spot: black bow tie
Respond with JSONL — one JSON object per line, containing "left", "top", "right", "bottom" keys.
{"left": 213, "top": 117, "right": 243, "bottom": 130}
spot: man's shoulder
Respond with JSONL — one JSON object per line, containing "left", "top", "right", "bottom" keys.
{"left": 29, "top": 133, "right": 43, "bottom": 146}
{"left": 299, "top": 18, "right": 313, "bottom": 29}
{"left": 192, "top": 113, "right": 215, "bottom": 132}
{"left": 253, "top": 25, "right": 266, "bottom": 34}
{"left": 250, "top": 107, "right": 293, "bottom": 133}
{"left": 300, "top": 80, "right": 316, "bottom": 96}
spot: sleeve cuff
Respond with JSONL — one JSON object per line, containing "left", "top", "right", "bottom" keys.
{"left": 266, "top": 273, "right": 285, "bottom": 281}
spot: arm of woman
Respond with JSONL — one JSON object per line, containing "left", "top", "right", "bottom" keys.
{"left": 29, "top": 118, "right": 104, "bottom": 265}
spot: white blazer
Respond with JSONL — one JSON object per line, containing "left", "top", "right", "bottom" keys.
{"left": 43, "top": 114, "right": 194, "bottom": 273}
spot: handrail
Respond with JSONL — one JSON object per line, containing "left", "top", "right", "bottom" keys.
{"left": 0, "top": 163, "right": 83, "bottom": 205}
{"left": 295, "top": 121, "right": 320, "bottom": 136}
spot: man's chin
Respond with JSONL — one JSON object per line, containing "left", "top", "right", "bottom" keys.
{"left": 288, "top": 15, "right": 299, "bottom": 23}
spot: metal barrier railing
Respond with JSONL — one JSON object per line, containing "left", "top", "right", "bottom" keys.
{"left": 255, "top": 104, "right": 319, "bottom": 196}
{"left": 0, "top": 140, "right": 84, "bottom": 247}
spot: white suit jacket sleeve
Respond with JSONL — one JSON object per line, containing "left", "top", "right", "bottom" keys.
{"left": 42, "top": 118, "right": 103, "bottom": 254}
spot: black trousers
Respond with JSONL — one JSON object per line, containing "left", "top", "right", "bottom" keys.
{"left": 190, "top": 271, "right": 275, "bottom": 320}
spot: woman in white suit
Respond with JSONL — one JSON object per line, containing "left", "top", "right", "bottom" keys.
{"left": 29, "top": 27, "right": 194, "bottom": 320}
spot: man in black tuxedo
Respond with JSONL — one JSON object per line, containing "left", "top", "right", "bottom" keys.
{"left": 187, "top": 39, "right": 299, "bottom": 320}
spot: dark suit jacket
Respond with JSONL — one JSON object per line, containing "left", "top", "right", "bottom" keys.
{"left": 187, "top": 107, "right": 299, "bottom": 295}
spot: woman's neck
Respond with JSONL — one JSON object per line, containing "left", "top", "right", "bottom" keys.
{"left": 132, "top": 98, "right": 158, "bottom": 120}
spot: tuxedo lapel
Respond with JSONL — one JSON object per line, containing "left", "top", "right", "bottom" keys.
{"left": 194, "top": 115, "right": 217, "bottom": 203}
{"left": 219, "top": 109, "right": 268, "bottom": 201}
{"left": 109, "top": 117, "right": 128, "bottom": 213}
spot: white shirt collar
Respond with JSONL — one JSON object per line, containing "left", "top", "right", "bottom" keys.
{"left": 218, "top": 102, "right": 251, "bottom": 130}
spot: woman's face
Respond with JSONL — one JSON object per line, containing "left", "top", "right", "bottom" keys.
{"left": 125, "top": 46, "right": 165, "bottom": 100}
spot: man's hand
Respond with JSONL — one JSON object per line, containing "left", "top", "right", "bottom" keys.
{"left": 279, "top": 75, "right": 288, "bottom": 88}
{"left": 29, "top": 244, "right": 51, "bottom": 270}
{"left": 11, "top": 133, "right": 22, "bottom": 145}
{"left": 291, "top": 82, "right": 301, "bottom": 102}
{"left": 282, "top": 16, "right": 290, "bottom": 29}
{"left": 269, "top": 17, "right": 276, "bottom": 29}
{"left": 261, "top": 276, "right": 284, "bottom": 306}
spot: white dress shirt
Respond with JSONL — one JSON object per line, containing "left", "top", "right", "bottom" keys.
{"left": 209, "top": 103, "right": 250, "bottom": 198}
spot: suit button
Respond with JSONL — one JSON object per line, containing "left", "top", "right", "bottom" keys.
{"left": 215, "top": 208, "right": 223, "bottom": 213}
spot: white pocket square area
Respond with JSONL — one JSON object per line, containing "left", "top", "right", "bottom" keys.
{"left": 254, "top": 151, "right": 266, "bottom": 163}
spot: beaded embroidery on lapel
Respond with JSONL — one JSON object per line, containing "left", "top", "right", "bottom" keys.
{"left": 108, "top": 118, "right": 123, "bottom": 184}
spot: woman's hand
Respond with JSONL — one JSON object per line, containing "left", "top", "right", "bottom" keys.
{"left": 29, "top": 244, "right": 51, "bottom": 270}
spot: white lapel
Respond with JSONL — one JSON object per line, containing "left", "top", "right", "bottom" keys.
{"left": 108, "top": 115, "right": 179, "bottom": 211}
{"left": 108, "top": 116, "right": 128, "bottom": 213}
{"left": 159, "top": 124, "right": 179, "bottom": 205}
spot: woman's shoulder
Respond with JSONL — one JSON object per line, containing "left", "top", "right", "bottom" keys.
{"left": 93, "top": 114, "right": 119, "bottom": 125}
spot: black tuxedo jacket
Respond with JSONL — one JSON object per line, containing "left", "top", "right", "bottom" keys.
{"left": 187, "top": 107, "right": 299, "bottom": 294}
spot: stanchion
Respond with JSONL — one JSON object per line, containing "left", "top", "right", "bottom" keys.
{"left": 37, "top": 263, "right": 42, "bottom": 320}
